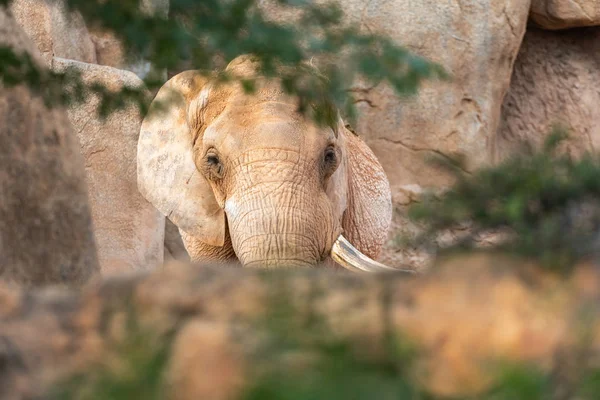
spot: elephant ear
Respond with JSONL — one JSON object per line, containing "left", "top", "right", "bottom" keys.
{"left": 338, "top": 124, "right": 393, "bottom": 259}
{"left": 325, "top": 117, "right": 349, "bottom": 224}
{"left": 137, "top": 70, "right": 226, "bottom": 247}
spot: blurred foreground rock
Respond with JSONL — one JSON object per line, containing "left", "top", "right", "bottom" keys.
{"left": 1, "top": 254, "right": 599, "bottom": 399}
{"left": 52, "top": 58, "right": 165, "bottom": 274}
{"left": 0, "top": 6, "right": 99, "bottom": 287}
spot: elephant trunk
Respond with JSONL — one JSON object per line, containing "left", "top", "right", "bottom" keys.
{"left": 224, "top": 182, "right": 336, "bottom": 269}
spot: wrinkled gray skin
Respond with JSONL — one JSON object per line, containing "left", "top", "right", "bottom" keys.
{"left": 138, "top": 56, "right": 392, "bottom": 269}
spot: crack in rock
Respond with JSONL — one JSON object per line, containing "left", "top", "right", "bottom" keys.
{"left": 377, "top": 137, "right": 472, "bottom": 175}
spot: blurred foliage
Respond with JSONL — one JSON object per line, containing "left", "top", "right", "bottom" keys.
{"left": 0, "top": 0, "right": 446, "bottom": 123}
{"left": 0, "top": 47, "right": 150, "bottom": 118}
{"left": 49, "top": 272, "right": 600, "bottom": 399}
{"left": 406, "top": 128, "right": 600, "bottom": 272}
{"left": 580, "top": 368, "right": 600, "bottom": 399}
{"left": 239, "top": 274, "right": 600, "bottom": 400}
{"left": 241, "top": 342, "right": 423, "bottom": 400}
{"left": 242, "top": 273, "right": 427, "bottom": 399}
{"left": 49, "top": 313, "right": 172, "bottom": 400}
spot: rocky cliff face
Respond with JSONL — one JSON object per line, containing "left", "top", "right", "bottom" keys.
{"left": 497, "top": 26, "right": 600, "bottom": 161}
{"left": 329, "top": 0, "right": 600, "bottom": 268}
{"left": 9, "top": 0, "right": 97, "bottom": 66}
{"left": 339, "top": 0, "right": 530, "bottom": 191}
{"left": 9, "top": 0, "right": 167, "bottom": 78}
{"left": 0, "top": 6, "right": 99, "bottom": 286}
{"left": 52, "top": 59, "right": 165, "bottom": 274}
{"left": 5, "top": 0, "right": 172, "bottom": 277}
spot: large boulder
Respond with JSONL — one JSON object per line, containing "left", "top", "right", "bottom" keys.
{"left": 9, "top": 0, "right": 96, "bottom": 66}
{"left": 0, "top": 7, "right": 99, "bottom": 286}
{"left": 89, "top": 0, "right": 168, "bottom": 79}
{"left": 88, "top": 29, "right": 134, "bottom": 75}
{"left": 338, "top": 0, "right": 531, "bottom": 194}
{"left": 530, "top": 0, "right": 600, "bottom": 30}
{"left": 496, "top": 27, "right": 600, "bottom": 160}
{"left": 52, "top": 58, "right": 165, "bottom": 275}
{"left": 9, "top": 0, "right": 169, "bottom": 79}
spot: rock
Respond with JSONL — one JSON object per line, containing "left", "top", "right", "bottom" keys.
{"left": 9, "top": 0, "right": 168, "bottom": 79}
{"left": 395, "top": 184, "right": 425, "bottom": 206}
{"left": 0, "top": 258, "right": 599, "bottom": 398}
{"left": 496, "top": 27, "right": 600, "bottom": 161}
{"left": 342, "top": 0, "right": 531, "bottom": 191}
{"left": 52, "top": 58, "right": 165, "bottom": 275}
{"left": 7, "top": 0, "right": 52, "bottom": 65}
{"left": 88, "top": 29, "right": 123, "bottom": 67}
{"left": 164, "top": 218, "right": 190, "bottom": 262}
{"left": 47, "top": 0, "right": 96, "bottom": 63}
{"left": 0, "top": 7, "right": 99, "bottom": 286}
{"left": 9, "top": 0, "right": 96, "bottom": 66}
{"left": 530, "top": 0, "right": 600, "bottom": 30}
{"left": 89, "top": 0, "right": 168, "bottom": 79}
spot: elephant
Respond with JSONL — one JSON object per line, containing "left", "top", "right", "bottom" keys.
{"left": 138, "top": 55, "right": 409, "bottom": 272}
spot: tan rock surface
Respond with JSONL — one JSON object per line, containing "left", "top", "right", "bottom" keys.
{"left": 0, "top": 7, "right": 99, "bottom": 286}
{"left": 0, "top": 256, "right": 599, "bottom": 399}
{"left": 89, "top": 0, "right": 168, "bottom": 79}
{"left": 89, "top": 29, "right": 125, "bottom": 70}
{"left": 530, "top": 0, "right": 600, "bottom": 30}
{"left": 164, "top": 218, "right": 190, "bottom": 262}
{"left": 496, "top": 27, "right": 600, "bottom": 160}
{"left": 334, "top": 0, "right": 531, "bottom": 193}
{"left": 9, "top": 0, "right": 168, "bottom": 78}
{"left": 52, "top": 58, "right": 165, "bottom": 274}
{"left": 9, "top": 0, "right": 96, "bottom": 66}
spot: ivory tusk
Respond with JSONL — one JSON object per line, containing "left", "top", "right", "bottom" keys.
{"left": 331, "top": 235, "right": 416, "bottom": 274}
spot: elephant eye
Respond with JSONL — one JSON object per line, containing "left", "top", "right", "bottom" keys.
{"left": 204, "top": 151, "right": 224, "bottom": 180}
{"left": 324, "top": 146, "right": 337, "bottom": 165}
{"left": 207, "top": 154, "right": 220, "bottom": 165}
{"left": 322, "top": 145, "right": 339, "bottom": 180}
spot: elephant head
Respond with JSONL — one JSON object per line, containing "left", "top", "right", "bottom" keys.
{"left": 138, "top": 55, "right": 407, "bottom": 272}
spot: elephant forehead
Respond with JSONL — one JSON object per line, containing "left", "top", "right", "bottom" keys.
{"left": 232, "top": 149, "right": 319, "bottom": 174}
{"left": 205, "top": 106, "right": 330, "bottom": 154}
{"left": 228, "top": 149, "right": 322, "bottom": 192}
